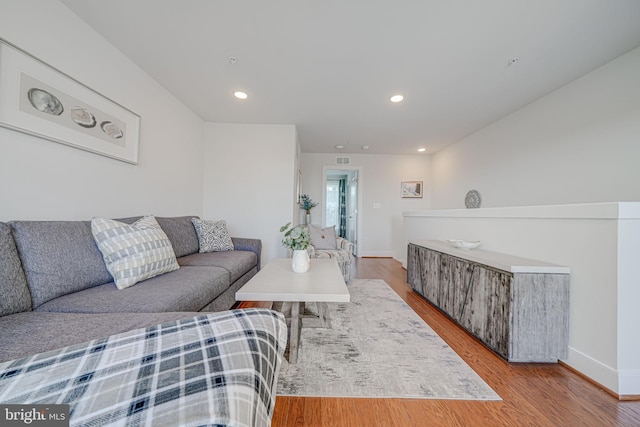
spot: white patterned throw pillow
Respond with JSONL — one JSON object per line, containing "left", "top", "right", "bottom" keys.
{"left": 91, "top": 215, "right": 180, "bottom": 290}
{"left": 309, "top": 224, "right": 338, "bottom": 250}
{"left": 191, "top": 218, "right": 235, "bottom": 252}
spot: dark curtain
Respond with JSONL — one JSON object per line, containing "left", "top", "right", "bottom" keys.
{"left": 338, "top": 178, "right": 347, "bottom": 238}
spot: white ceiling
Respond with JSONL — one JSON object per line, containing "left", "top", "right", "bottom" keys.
{"left": 61, "top": 0, "right": 640, "bottom": 155}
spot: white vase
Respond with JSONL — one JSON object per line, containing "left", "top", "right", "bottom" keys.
{"left": 291, "top": 249, "right": 310, "bottom": 273}
{"left": 305, "top": 213, "right": 311, "bottom": 225}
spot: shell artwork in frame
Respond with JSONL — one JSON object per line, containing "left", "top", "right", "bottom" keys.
{"left": 0, "top": 39, "right": 140, "bottom": 164}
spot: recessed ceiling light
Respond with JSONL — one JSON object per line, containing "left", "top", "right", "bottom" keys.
{"left": 418, "top": 148, "right": 426, "bottom": 152}
{"left": 335, "top": 145, "right": 344, "bottom": 149}
{"left": 390, "top": 94, "right": 404, "bottom": 103}
{"left": 234, "top": 91, "right": 248, "bottom": 99}
{"left": 362, "top": 145, "right": 370, "bottom": 150}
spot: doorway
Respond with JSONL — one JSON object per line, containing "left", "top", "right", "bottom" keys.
{"left": 322, "top": 166, "right": 362, "bottom": 256}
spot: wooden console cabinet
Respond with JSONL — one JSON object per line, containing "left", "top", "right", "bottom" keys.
{"left": 407, "top": 241, "right": 570, "bottom": 362}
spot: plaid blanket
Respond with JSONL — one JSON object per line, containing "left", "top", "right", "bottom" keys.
{"left": 0, "top": 309, "right": 287, "bottom": 427}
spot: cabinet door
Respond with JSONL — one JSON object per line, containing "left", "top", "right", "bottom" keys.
{"left": 480, "top": 267, "right": 511, "bottom": 358}
{"left": 407, "top": 244, "right": 422, "bottom": 294}
{"left": 420, "top": 247, "right": 440, "bottom": 304}
{"left": 458, "top": 264, "right": 511, "bottom": 359}
{"left": 440, "top": 255, "right": 474, "bottom": 321}
{"left": 426, "top": 249, "right": 440, "bottom": 303}
{"left": 407, "top": 244, "right": 439, "bottom": 304}
{"left": 457, "top": 263, "right": 482, "bottom": 337}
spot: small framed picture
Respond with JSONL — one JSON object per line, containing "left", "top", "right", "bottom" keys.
{"left": 401, "top": 181, "right": 423, "bottom": 198}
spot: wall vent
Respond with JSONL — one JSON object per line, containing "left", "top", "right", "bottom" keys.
{"left": 336, "top": 156, "right": 351, "bottom": 165}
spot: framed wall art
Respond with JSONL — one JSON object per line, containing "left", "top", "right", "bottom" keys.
{"left": 0, "top": 39, "right": 140, "bottom": 164}
{"left": 401, "top": 181, "right": 423, "bottom": 198}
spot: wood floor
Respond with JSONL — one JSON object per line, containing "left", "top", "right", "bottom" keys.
{"left": 241, "top": 258, "right": 640, "bottom": 426}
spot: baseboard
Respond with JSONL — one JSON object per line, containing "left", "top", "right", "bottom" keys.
{"left": 563, "top": 347, "right": 640, "bottom": 399}
{"left": 564, "top": 347, "right": 618, "bottom": 394}
{"left": 618, "top": 369, "right": 640, "bottom": 398}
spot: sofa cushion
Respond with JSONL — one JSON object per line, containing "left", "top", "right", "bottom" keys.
{"left": 0, "top": 311, "right": 203, "bottom": 363}
{"left": 35, "top": 266, "right": 231, "bottom": 314}
{"left": 91, "top": 216, "right": 180, "bottom": 290}
{"left": 156, "top": 216, "right": 200, "bottom": 257}
{"left": 10, "top": 220, "right": 113, "bottom": 308}
{"left": 200, "top": 267, "right": 258, "bottom": 312}
{"left": 231, "top": 237, "right": 262, "bottom": 270}
{"left": 191, "top": 218, "right": 234, "bottom": 252}
{"left": 178, "top": 250, "right": 258, "bottom": 282}
{"left": 0, "top": 223, "right": 32, "bottom": 316}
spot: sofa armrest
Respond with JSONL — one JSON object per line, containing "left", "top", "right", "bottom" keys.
{"left": 231, "top": 237, "right": 262, "bottom": 270}
{"left": 308, "top": 238, "right": 354, "bottom": 256}
{"left": 336, "top": 237, "right": 354, "bottom": 254}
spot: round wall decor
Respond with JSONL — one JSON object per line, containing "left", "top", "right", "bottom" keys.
{"left": 465, "top": 190, "right": 482, "bottom": 209}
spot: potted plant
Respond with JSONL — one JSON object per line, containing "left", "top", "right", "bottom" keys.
{"left": 280, "top": 222, "right": 310, "bottom": 273}
{"left": 300, "top": 194, "right": 317, "bottom": 224}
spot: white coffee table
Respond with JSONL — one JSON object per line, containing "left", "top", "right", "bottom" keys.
{"left": 235, "top": 258, "right": 350, "bottom": 363}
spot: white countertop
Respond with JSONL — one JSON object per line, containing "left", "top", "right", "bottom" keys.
{"left": 403, "top": 202, "right": 640, "bottom": 220}
{"left": 410, "top": 240, "right": 570, "bottom": 274}
{"left": 235, "top": 258, "right": 350, "bottom": 302}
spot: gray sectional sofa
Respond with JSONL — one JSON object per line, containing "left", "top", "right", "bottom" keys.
{"left": 0, "top": 215, "right": 262, "bottom": 362}
{"left": 0, "top": 216, "right": 288, "bottom": 426}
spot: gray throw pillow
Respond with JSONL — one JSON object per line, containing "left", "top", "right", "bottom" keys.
{"left": 309, "top": 225, "right": 338, "bottom": 250}
{"left": 191, "top": 219, "right": 235, "bottom": 252}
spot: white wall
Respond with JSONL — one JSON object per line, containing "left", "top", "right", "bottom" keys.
{"left": 301, "top": 153, "right": 431, "bottom": 261}
{"left": 430, "top": 46, "right": 640, "bottom": 209}
{"left": 202, "top": 123, "right": 298, "bottom": 264}
{"left": 0, "top": 0, "right": 204, "bottom": 221}
{"left": 617, "top": 214, "right": 640, "bottom": 394}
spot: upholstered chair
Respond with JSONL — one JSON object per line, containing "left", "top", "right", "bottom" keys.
{"left": 305, "top": 225, "right": 354, "bottom": 282}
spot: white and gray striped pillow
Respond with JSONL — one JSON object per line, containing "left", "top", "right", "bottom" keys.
{"left": 91, "top": 215, "right": 179, "bottom": 290}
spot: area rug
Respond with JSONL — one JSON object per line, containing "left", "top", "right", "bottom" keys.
{"left": 276, "top": 279, "right": 501, "bottom": 400}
